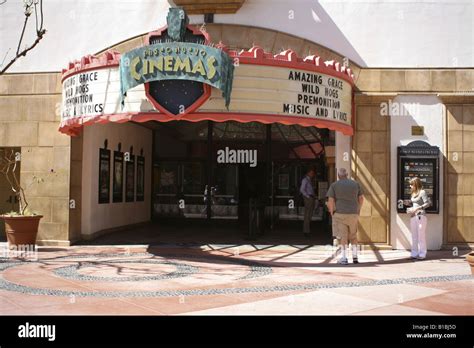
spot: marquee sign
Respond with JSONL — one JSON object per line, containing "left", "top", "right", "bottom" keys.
{"left": 59, "top": 8, "right": 354, "bottom": 136}
{"left": 62, "top": 69, "right": 113, "bottom": 119}
{"left": 284, "top": 69, "right": 350, "bottom": 124}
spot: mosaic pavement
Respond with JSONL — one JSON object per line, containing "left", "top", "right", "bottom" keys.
{"left": 0, "top": 244, "right": 472, "bottom": 315}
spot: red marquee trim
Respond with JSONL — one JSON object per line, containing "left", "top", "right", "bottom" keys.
{"left": 61, "top": 50, "right": 120, "bottom": 82}
{"left": 59, "top": 111, "right": 353, "bottom": 137}
{"left": 61, "top": 46, "right": 354, "bottom": 85}
{"left": 227, "top": 46, "right": 354, "bottom": 86}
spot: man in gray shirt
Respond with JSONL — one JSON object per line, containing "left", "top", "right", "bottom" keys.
{"left": 300, "top": 168, "right": 316, "bottom": 237}
{"left": 326, "top": 168, "right": 364, "bottom": 265}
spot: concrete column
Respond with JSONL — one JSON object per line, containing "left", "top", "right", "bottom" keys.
{"left": 335, "top": 131, "right": 352, "bottom": 178}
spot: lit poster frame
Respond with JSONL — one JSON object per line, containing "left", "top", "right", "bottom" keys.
{"left": 113, "top": 151, "right": 124, "bottom": 203}
{"left": 136, "top": 156, "right": 145, "bottom": 201}
{"left": 126, "top": 155, "right": 135, "bottom": 202}
{"left": 98, "top": 148, "right": 110, "bottom": 204}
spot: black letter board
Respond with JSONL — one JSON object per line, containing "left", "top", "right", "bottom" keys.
{"left": 397, "top": 140, "right": 439, "bottom": 214}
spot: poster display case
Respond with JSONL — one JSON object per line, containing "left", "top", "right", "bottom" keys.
{"left": 397, "top": 140, "right": 439, "bottom": 214}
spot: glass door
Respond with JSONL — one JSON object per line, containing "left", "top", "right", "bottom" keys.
{"left": 153, "top": 162, "right": 180, "bottom": 218}
{"left": 153, "top": 161, "right": 208, "bottom": 219}
{"left": 271, "top": 161, "right": 300, "bottom": 221}
{"left": 269, "top": 161, "right": 327, "bottom": 224}
{"left": 181, "top": 161, "right": 207, "bottom": 218}
{"left": 210, "top": 164, "right": 239, "bottom": 219}
{"left": 210, "top": 121, "right": 267, "bottom": 222}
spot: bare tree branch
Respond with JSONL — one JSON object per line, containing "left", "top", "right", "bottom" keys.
{"left": 16, "top": 11, "right": 30, "bottom": 56}
{"left": 0, "top": 0, "right": 46, "bottom": 75}
{"left": 0, "top": 149, "right": 36, "bottom": 215}
{"left": 0, "top": 149, "right": 25, "bottom": 214}
{"left": 1, "top": 29, "right": 46, "bottom": 74}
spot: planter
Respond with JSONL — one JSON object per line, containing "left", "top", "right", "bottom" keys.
{"left": 1, "top": 215, "right": 43, "bottom": 248}
{"left": 467, "top": 252, "right": 474, "bottom": 275}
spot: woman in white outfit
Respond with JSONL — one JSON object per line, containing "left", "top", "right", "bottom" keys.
{"left": 405, "top": 177, "right": 431, "bottom": 260}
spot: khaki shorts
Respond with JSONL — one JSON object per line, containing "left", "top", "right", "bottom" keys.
{"left": 332, "top": 213, "right": 359, "bottom": 245}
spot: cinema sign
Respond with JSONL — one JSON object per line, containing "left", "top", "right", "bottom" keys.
{"left": 120, "top": 41, "right": 234, "bottom": 109}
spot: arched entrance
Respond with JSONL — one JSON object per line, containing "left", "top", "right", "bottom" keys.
{"left": 61, "top": 8, "right": 354, "bottom": 243}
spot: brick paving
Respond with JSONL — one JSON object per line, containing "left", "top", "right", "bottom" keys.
{"left": 0, "top": 243, "right": 472, "bottom": 315}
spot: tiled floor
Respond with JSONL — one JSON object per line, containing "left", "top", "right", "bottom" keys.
{"left": 0, "top": 242, "right": 472, "bottom": 315}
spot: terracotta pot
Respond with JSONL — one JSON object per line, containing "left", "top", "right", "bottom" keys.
{"left": 1, "top": 215, "right": 43, "bottom": 248}
{"left": 467, "top": 252, "right": 474, "bottom": 275}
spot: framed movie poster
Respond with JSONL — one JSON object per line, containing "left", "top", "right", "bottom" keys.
{"left": 113, "top": 151, "right": 124, "bottom": 202}
{"left": 278, "top": 174, "right": 289, "bottom": 190}
{"left": 98, "top": 148, "right": 110, "bottom": 204}
{"left": 125, "top": 155, "right": 135, "bottom": 202}
{"left": 136, "top": 156, "right": 145, "bottom": 201}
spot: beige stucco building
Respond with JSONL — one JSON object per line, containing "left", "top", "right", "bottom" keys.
{"left": 0, "top": 1, "right": 473, "bottom": 251}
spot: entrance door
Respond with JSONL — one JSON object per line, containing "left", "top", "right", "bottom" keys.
{"left": 153, "top": 161, "right": 207, "bottom": 219}
{"left": 0, "top": 148, "right": 21, "bottom": 239}
{"left": 210, "top": 164, "right": 238, "bottom": 220}
{"left": 151, "top": 120, "right": 332, "bottom": 239}
{"left": 270, "top": 160, "right": 326, "bottom": 222}
{"left": 238, "top": 164, "right": 265, "bottom": 225}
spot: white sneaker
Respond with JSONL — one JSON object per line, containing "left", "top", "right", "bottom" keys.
{"left": 337, "top": 257, "right": 348, "bottom": 265}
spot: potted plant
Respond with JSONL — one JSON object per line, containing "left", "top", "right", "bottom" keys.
{"left": 0, "top": 149, "right": 43, "bottom": 248}
{"left": 467, "top": 252, "right": 474, "bottom": 275}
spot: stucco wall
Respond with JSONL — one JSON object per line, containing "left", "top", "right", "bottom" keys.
{"left": 445, "top": 104, "right": 474, "bottom": 246}
{"left": 335, "top": 132, "right": 351, "bottom": 177}
{"left": 81, "top": 122, "right": 152, "bottom": 237}
{"left": 1, "top": 0, "right": 473, "bottom": 72}
{"left": 389, "top": 95, "right": 445, "bottom": 251}
{"left": 0, "top": 73, "right": 71, "bottom": 246}
{"left": 351, "top": 104, "right": 390, "bottom": 245}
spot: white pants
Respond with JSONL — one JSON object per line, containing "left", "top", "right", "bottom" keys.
{"left": 410, "top": 215, "right": 427, "bottom": 258}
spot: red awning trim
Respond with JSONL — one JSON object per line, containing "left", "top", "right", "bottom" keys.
{"left": 59, "top": 111, "right": 353, "bottom": 136}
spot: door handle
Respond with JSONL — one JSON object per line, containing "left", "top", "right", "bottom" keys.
{"left": 6, "top": 196, "right": 12, "bottom": 204}
{"left": 14, "top": 196, "right": 18, "bottom": 204}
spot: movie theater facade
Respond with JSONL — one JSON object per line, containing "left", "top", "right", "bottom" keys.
{"left": 1, "top": 4, "right": 473, "bottom": 251}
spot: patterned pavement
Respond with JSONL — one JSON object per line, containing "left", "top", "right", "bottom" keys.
{"left": 0, "top": 243, "right": 472, "bottom": 315}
